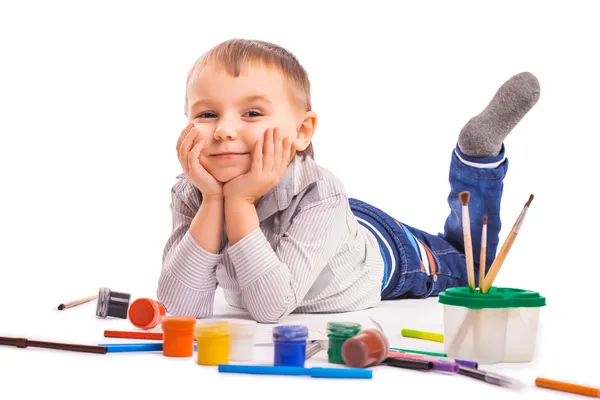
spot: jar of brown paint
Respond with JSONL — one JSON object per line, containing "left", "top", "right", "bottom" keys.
{"left": 341, "top": 328, "right": 389, "bottom": 368}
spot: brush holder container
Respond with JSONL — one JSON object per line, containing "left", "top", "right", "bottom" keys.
{"left": 438, "top": 287, "right": 546, "bottom": 365}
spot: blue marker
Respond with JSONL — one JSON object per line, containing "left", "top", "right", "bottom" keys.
{"left": 99, "top": 342, "right": 197, "bottom": 353}
{"left": 217, "top": 364, "right": 372, "bottom": 379}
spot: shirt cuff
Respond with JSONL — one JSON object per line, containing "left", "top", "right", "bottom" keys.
{"left": 164, "top": 230, "right": 222, "bottom": 290}
{"left": 227, "top": 227, "right": 281, "bottom": 289}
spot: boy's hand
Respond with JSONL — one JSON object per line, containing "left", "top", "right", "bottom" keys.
{"left": 177, "top": 123, "right": 223, "bottom": 199}
{"left": 223, "top": 127, "right": 293, "bottom": 204}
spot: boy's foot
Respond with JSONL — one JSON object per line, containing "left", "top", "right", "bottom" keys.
{"left": 458, "top": 72, "right": 540, "bottom": 158}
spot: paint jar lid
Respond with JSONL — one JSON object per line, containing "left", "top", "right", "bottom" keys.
{"left": 272, "top": 325, "right": 309, "bottom": 342}
{"left": 438, "top": 287, "right": 546, "bottom": 310}
{"left": 128, "top": 298, "right": 166, "bottom": 329}
{"left": 161, "top": 316, "right": 197, "bottom": 331}
{"left": 227, "top": 319, "right": 257, "bottom": 337}
{"left": 195, "top": 320, "right": 230, "bottom": 337}
{"left": 327, "top": 322, "right": 361, "bottom": 338}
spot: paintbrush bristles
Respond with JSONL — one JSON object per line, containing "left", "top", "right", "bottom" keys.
{"left": 460, "top": 191, "right": 470, "bottom": 206}
{"left": 526, "top": 194, "right": 534, "bottom": 207}
{"left": 459, "top": 191, "right": 475, "bottom": 292}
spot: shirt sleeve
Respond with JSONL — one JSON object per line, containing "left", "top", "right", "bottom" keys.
{"left": 226, "top": 194, "right": 350, "bottom": 323}
{"left": 156, "top": 184, "right": 222, "bottom": 318}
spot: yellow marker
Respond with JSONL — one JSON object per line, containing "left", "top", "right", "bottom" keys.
{"left": 195, "top": 320, "right": 230, "bottom": 366}
{"left": 401, "top": 328, "right": 444, "bottom": 343}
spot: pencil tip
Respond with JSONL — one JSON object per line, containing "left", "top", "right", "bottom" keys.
{"left": 459, "top": 191, "right": 470, "bottom": 206}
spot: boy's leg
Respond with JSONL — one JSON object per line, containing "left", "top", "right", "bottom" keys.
{"left": 351, "top": 71, "right": 540, "bottom": 299}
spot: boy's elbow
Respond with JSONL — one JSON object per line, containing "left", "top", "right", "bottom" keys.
{"left": 247, "top": 301, "right": 295, "bottom": 324}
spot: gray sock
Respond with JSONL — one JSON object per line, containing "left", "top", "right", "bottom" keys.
{"left": 458, "top": 72, "right": 540, "bottom": 158}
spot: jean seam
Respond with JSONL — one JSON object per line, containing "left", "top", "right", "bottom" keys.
{"left": 451, "top": 157, "right": 507, "bottom": 181}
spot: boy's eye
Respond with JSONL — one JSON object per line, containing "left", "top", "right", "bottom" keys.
{"left": 196, "top": 112, "right": 217, "bottom": 119}
{"left": 243, "top": 110, "right": 262, "bottom": 118}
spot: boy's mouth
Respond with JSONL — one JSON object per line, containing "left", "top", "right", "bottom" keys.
{"left": 210, "top": 152, "right": 250, "bottom": 160}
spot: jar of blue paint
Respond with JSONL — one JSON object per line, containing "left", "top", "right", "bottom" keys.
{"left": 272, "top": 325, "right": 309, "bottom": 367}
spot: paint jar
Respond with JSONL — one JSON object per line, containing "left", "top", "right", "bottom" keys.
{"left": 195, "top": 320, "right": 230, "bottom": 366}
{"left": 161, "top": 316, "right": 196, "bottom": 357}
{"left": 327, "top": 322, "right": 361, "bottom": 364}
{"left": 439, "top": 286, "right": 546, "bottom": 364}
{"left": 95, "top": 287, "right": 131, "bottom": 319}
{"left": 128, "top": 298, "right": 166, "bottom": 330}
{"left": 341, "top": 328, "right": 389, "bottom": 368}
{"left": 272, "top": 325, "right": 309, "bottom": 367}
{"left": 228, "top": 319, "right": 257, "bottom": 361}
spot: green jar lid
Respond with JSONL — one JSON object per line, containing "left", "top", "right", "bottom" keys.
{"left": 438, "top": 287, "right": 546, "bottom": 310}
{"left": 327, "top": 322, "right": 361, "bottom": 337}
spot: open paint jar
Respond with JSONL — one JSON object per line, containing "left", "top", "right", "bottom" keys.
{"left": 272, "top": 325, "right": 308, "bottom": 367}
{"left": 195, "top": 320, "right": 230, "bottom": 366}
{"left": 228, "top": 319, "right": 257, "bottom": 361}
{"left": 128, "top": 298, "right": 166, "bottom": 330}
{"left": 161, "top": 316, "right": 196, "bottom": 357}
{"left": 327, "top": 322, "right": 361, "bottom": 364}
{"left": 439, "top": 286, "right": 546, "bottom": 364}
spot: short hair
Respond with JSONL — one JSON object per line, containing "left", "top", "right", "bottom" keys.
{"left": 184, "top": 38, "right": 314, "bottom": 159}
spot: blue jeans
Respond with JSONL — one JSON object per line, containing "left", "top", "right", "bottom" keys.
{"left": 349, "top": 144, "right": 509, "bottom": 299}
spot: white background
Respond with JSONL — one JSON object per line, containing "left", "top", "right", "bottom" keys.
{"left": 1, "top": 0, "right": 599, "bottom": 398}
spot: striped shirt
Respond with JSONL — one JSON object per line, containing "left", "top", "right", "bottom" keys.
{"left": 157, "top": 154, "right": 384, "bottom": 323}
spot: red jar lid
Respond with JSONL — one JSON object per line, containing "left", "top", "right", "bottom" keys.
{"left": 128, "top": 298, "right": 166, "bottom": 330}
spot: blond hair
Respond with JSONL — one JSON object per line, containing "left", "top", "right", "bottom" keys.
{"left": 184, "top": 38, "right": 314, "bottom": 159}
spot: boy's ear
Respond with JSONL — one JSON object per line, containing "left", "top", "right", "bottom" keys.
{"left": 294, "top": 111, "right": 318, "bottom": 152}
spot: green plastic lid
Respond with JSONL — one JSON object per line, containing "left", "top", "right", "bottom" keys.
{"left": 327, "top": 322, "right": 361, "bottom": 338}
{"left": 438, "top": 287, "right": 546, "bottom": 310}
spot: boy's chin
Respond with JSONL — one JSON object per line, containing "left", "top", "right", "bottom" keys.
{"left": 210, "top": 167, "right": 248, "bottom": 184}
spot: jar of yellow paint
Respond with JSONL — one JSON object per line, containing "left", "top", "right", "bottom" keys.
{"left": 195, "top": 320, "right": 230, "bottom": 366}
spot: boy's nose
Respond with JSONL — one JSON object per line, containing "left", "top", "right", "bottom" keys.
{"left": 214, "top": 126, "right": 238, "bottom": 141}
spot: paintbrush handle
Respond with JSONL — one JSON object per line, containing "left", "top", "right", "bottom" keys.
{"left": 27, "top": 340, "right": 108, "bottom": 354}
{"left": 464, "top": 235, "right": 475, "bottom": 291}
{"left": 479, "top": 246, "right": 486, "bottom": 288}
{"left": 0, "top": 336, "right": 107, "bottom": 354}
{"left": 0, "top": 336, "right": 28, "bottom": 347}
{"left": 481, "top": 232, "right": 517, "bottom": 292}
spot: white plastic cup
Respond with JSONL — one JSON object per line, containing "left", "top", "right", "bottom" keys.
{"left": 227, "top": 319, "right": 257, "bottom": 361}
{"left": 438, "top": 287, "right": 546, "bottom": 365}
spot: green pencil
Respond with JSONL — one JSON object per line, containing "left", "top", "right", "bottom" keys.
{"left": 390, "top": 347, "right": 447, "bottom": 358}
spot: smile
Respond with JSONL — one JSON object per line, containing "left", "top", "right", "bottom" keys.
{"left": 210, "top": 153, "right": 249, "bottom": 160}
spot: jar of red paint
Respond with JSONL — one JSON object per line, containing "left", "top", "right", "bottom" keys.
{"left": 128, "top": 298, "right": 166, "bottom": 330}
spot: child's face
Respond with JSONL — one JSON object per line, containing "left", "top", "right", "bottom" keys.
{"left": 186, "top": 63, "right": 309, "bottom": 183}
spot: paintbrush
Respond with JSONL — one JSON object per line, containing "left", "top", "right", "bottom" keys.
{"left": 459, "top": 191, "right": 476, "bottom": 292}
{"left": 0, "top": 336, "right": 108, "bottom": 354}
{"left": 58, "top": 294, "right": 97, "bottom": 310}
{"left": 481, "top": 194, "right": 534, "bottom": 293}
{"left": 479, "top": 215, "right": 487, "bottom": 292}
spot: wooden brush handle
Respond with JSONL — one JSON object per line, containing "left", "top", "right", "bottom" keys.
{"left": 482, "top": 232, "right": 517, "bottom": 292}
{"left": 464, "top": 235, "right": 475, "bottom": 290}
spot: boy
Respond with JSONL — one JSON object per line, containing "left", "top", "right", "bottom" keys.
{"left": 157, "top": 38, "right": 540, "bottom": 323}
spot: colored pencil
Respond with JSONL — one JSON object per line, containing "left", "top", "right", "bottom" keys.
{"left": 479, "top": 215, "right": 487, "bottom": 291}
{"left": 460, "top": 191, "right": 476, "bottom": 292}
{"left": 104, "top": 330, "right": 164, "bottom": 340}
{"left": 0, "top": 336, "right": 107, "bottom": 354}
{"left": 481, "top": 194, "right": 534, "bottom": 293}
{"left": 57, "top": 294, "right": 97, "bottom": 310}
{"left": 401, "top": 328, "right": 444, "bottom": 343}
{"left": 535, "top": 377, "right": 600, "bottom": 397}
